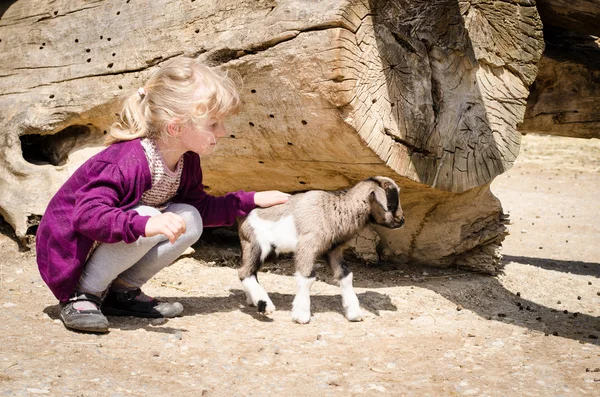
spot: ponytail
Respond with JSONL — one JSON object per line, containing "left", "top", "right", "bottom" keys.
{"left": 105, "top": 91, "right": 151, "bottom": 145}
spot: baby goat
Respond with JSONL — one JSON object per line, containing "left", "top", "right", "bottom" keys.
{"left": 237, "top": 176, "right": 405, "bottom": 323}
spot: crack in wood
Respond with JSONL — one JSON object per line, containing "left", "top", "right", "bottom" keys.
{"left": 21, "top": 52, "right": 184, "bottom": 89}
{"left": 382, "top": 127, "right": 433, "bottom": 156}
{"left": 205, "top": 22, "right": 358, "bottom": 66}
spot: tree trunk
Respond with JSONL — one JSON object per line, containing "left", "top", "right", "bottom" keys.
{"left": 0, "top": 0, "right": 544, "bottom": 271}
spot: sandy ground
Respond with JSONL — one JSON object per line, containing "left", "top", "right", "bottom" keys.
{"left": 1, "top": 133, "right": 599, "bottom": 396}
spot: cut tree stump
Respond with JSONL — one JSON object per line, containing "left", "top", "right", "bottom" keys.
{"left": 0, "top": 0, "right": 544, "bottom": 272}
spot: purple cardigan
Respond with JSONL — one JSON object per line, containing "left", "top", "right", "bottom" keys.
{"left": 36, "top": 139, "right": 256, "bottom": 302}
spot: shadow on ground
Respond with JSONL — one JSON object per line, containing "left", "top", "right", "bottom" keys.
{"left": 42, "top": 248, "right": 599, "bottom": 345}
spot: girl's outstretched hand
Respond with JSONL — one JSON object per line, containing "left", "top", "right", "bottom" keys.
{"left": 254, "top": 190, "right": 291, "bottom": 208}
{"left": 145, "top": 212, "right": 187, "bottom": 244}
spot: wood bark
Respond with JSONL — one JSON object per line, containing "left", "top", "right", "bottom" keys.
{"left": 0, "top": 0, "right": 544, "bottom": 271}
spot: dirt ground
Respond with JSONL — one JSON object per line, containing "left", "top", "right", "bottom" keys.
{"left": 1, "top": 133, "right": 599, "bottom": 396}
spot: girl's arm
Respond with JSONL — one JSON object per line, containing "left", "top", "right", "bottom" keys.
{"left": 72, "top": 162, "right": 150, "bottom": 243}
{"left": 178, "top": 154, "right": 289, "bottom": 227}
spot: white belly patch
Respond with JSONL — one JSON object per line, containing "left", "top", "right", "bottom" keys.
{"left": 248, "top": 212, "right": 299, "bottom": 260}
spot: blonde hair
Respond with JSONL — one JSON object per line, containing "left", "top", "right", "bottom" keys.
{"left": 107, "top": 57, "right": 240, "bottom": 145}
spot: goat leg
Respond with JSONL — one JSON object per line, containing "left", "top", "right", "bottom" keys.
{"left": 327, "top": 246, "right": 364, "bottom": 322}
{"left": 292, "top": 250, "right": 317, "bottom": 324}
{"left": 239, "top": 240, "right": 275, "bottom": 314}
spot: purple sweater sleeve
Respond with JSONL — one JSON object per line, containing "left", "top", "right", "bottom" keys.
{"left": 177, "top": 153, "right": 256, "bottom": 227}
{"left": 72, "top": 161, "right": 150, "bottom": 243}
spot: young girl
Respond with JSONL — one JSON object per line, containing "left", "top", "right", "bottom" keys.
{"left": 36, "top": 57, "right": 289, "bottom": 333}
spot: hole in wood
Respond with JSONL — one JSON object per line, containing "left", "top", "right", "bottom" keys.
{"left": 287, "top": 142, "right": 293, "bottom": 146}
{"left": 230, "top": 134, "right": 236, "bottom": 138}
{"left": 195, "top": 29, "right": 200, "bottom": 34}
{"left": 75, "top": 39, "right": 79, "bottom": 43}
{"left": 53, "top": 11, "right": 58, "bottom": 15}
{"left": 86, "top": 48, "right": 90, "bottom": 52}
{"left": 118, "top": 85, "right": 122, "bottom": 89}
{"left": 251, "top": 89, "right": 256, "bottom": 93}
{"left": 299, "top": 181, "right": 306, "bottom": 185}
{"left": 20, "top": 125, "right": 95, "bottom": 166}
{"left": 269, "top": 114, "right": 274, "bottom": 118}
{"left": 107, "top": 38, "right": 111, "bottom": 41}
{"left": 249, "top": 122, "right": 254, "bottom": 127}
{"left": 107, "top": 62, "right": 114, "bottom": 68}
{"left": 117, "top": 11, "right": 120, "bottom": 15}
{"left": 301, "top": 120, "right": 307, "bottom": 125}
{"left": 258, "top": 161, "right": 264, "bottom": 164}
{"left": 26, "top": 214, "right": 41, "bottom": 236}
{"left": 87, "top": 58, "right": 91, "bottom": 62}
{"left": 112, "top": 53, "right": 116, "bottom": 56}
{"left": 49, "top": 94, "right": 55, "bottom": 99}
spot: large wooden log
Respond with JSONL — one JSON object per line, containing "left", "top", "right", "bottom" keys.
{"left": 0, "top": 0, "right": 543, "bottom": 271}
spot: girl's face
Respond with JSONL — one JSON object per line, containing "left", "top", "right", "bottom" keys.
{"left": 180, "top": 117, "right": 227, "bottom": 155}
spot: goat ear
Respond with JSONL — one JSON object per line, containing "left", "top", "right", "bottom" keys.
{"left": 370, "top": 187, "right": 388, "bottom": 211}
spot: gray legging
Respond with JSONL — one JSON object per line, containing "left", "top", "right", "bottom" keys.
{"left": 76, "top": 203, "right": 203, "bottom": 296}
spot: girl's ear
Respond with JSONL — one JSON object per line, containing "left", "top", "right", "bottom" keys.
{"left": 167, "top": 121, "right": 181, "bottom": 137}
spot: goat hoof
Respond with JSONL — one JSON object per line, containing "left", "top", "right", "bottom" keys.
{"left": 292, "top": 310, "right": 311, "bottom": 324}
{"left": 257, "top": 300, "right": 276, "bottom": 315}
{"left": 346, "top": 308, "right": 365, "bottom": 322}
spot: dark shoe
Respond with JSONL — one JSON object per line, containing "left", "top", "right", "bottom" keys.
{"left": 102, "top": 288, "right": 183, "bottom": 318}
{"left": 60, "top": 292, "right": 109, "bottom": 333}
